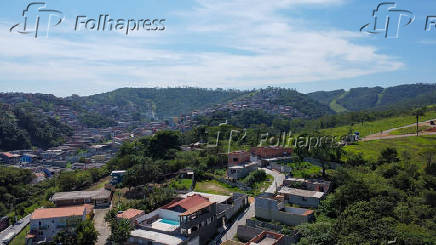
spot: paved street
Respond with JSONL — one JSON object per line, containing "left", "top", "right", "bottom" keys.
{"left": 219, "top": 168, "right": 285, "bottom": 243}
{"left": 0, "top": 214, "right": 31, "bottom": 244}
{"left": 261, "top": 168, "right": 285, "bottom": 194}
{"left": 219, "top": 202, "right": 254, "bottom": 243}
{"left": 94, "top": 208, "right": 110, "bottom": 245}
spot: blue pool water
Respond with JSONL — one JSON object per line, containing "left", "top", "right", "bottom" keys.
{"left": 160, "top": 219, "right": 180, "bottom": 226}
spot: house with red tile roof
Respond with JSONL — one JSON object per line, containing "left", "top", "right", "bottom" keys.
{"left": 136, "top": 194, "right": 218, "bottom": 245}
{"left": 27, "top": 204, "right": 93, "bottom": 243}
{"left": 0, "top": 152, "right": 21, "bottom": 164}
{"left": 117, "top": 208, "right": 145, "bottom": 224}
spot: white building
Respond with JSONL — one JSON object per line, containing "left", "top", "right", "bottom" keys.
{"left": 26, "top": 205, "right": 93, "bottom": 244}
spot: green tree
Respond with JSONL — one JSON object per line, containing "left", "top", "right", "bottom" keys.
{"left": 296, "top": 222, "right": 336, "bottom": 245}
{"left": 77, "top": 219, "right": 99, "bottom": 245}
{"left": 379, "top": 147, "right": 400, "bottom": 164}
{"left": 108, "top": 218, "right": 133, "bottom": 244}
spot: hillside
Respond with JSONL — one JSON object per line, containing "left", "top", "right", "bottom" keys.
{"left": 75, "top": 87, "right": 248, "bottom": 120}
{"left": 0, "top": 104, "right": 73, "bottom": 151}
{"left": 308, "top": 83, "right": 436, "bottom": 112}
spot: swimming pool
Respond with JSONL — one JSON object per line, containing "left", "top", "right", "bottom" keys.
{"left": 160, "top": 219, "right": 180, "bottom": 226}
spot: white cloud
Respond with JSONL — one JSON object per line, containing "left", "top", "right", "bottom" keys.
{"left": 0, "top": 0, "right": 404, "bottom": 96}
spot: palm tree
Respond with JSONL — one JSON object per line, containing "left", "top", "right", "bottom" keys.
{"left": 412, "top": 107, "right": 426, "bottom": 136}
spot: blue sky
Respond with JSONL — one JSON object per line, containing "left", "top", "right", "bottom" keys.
{"left": 0, "top": 0, "right": 435, "bottom": 96}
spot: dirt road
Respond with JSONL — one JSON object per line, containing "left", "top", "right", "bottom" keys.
{"left": 363, "top": 118, "right": 436, "bottom": 141}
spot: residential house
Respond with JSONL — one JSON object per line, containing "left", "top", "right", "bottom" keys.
{"left": 137, "top": 194, "right": 218, "bottom": 245}
{"left": 278, "top": 187, "right": 325, "bottom": 208}
{"left": 117, "top": 208, "right": 145, "bottom": 225}
{"left": 283, "top": 178, "right": 331, "bottom": 193}
{"left": 250, "top": 147, "right": 292, "bottom": 161}
{"left": 228, "top": 151, "right": 250, "bottom": 166}
{"left": 51, "top": 189, "right": 112, "bottom": 208}
{"left": 227, "top": 162, "right": 258, "bottom": 180}
{"left": 26, "top": 204, "right": 93, "bottom": 244}
{"left": 180, "top": 192, "right": 248, "bottom": 225}
{"left": 111, "top": 170, "right": 127, "bottom": 185}
{"left": 0, "top": 152, "right": 21, "bottom": 164}
{"left": 255, "top": 193, "right": 314, "bottom": 226}
{"left": 21, "top": 153, "right": 37, "bottom": 164}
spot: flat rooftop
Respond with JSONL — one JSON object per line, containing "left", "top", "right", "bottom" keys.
{"left": 279, "top": 187, "right": 324, "bottom": 198}
{"left": 285, "top": 207, "right": 314, "bottom": 216}
{"left": 130, "top": 229, "right": 184, "bottom": 245}
{"left": 179, "top": 192, "right": 230, "bottom": 204}
{"left": 51, "top": 189, "right": 111, "bottom": 201}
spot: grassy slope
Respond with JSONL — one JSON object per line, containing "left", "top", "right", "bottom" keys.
{"left": 329, "top": 91, "right": 348, "bottom": 113}
{"left": 194, "top": 174, "right": 273, "bottom": 196}
{"left": 344, "top": 135, "right": 436, "bottom": 164}
{"left": 389, "top": 125, "right": 432, "bottom": 135}
{"left": 321, "top": 111, "right": 436, "bottom": 137}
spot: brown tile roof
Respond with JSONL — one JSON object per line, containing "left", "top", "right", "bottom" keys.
{"left": 181, "top": 201, "right": 213, "bottom": 216}
{"left": 1, "top": 152, "right": 16, "bottom": 158}
{"left": 117, "top": 208, "right": 144, "bottom": 220}
{"left": 31, "top": 205, "right": 91, "bottom": 220}
{"left": 164, "top": 194, "right": 213, "bottom": 216}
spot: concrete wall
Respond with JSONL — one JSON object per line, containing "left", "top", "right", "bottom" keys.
{"left": 237, "top": 225, "right": 264, "bottom": 242}
{"left": 255, "top": 196, "right": 313, "bottom": 226}
{"left": 30, "top": 215, "right": 84, "bottom": 242}
{"left": 270, "top": 162, "right": 292, "bottom": 173}
{"left": 288, "top": 195, "right": 320, "bottom": 208}
{"left": 303, "top": 157, "right": 341, "bottom": 170}
{"left": 228, "top": 151, "right": 250, "bottom": 165}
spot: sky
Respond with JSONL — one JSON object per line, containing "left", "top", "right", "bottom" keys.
{"left": 0, "top": 0, "right": 435, "bottom": 96}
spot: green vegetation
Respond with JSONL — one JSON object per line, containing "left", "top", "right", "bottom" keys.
{"left": 242, "top": 169, "right": 267, "bottom": 188}
{"left": 296, "top": 146, "right": 436, "bottom": 244}
{"left": 308, "top": 83, "right": 436, "bottom": 112}
{"left": 52, "top": 219, "right": 99, "bottom": 245}
{"left": 78, "top": 111, "right": 117, "bottom": 128}
{"left": 344, "top": 135, "right": 436, "bottom": 165}
{"left": 288, "top": 162, "right": 322, "bottom": 179}
{"left": 58, "top": 167, "right": 109, "bottom": 192}
{"left": 9, "top": 225, "right": 29, "bottom": 245}
{"left": 194, "top": 180, "right": 236, "bottom": 196}
{"left": 0, "top": 166, "right": 108, "bottom": 218}
{"left": 389, "top": 125, "right": 431, "bottom": 135}
{"left": 105, "top": 209, "right": 134, "bottom": 244}
{"left": 170, "top": 178, "right": 193, "bottom": 191}
{"left": 320, "top": 110, "right": 436, "bottom": 137}
{"left": 336, "top": 87, "right": 384, "bottom": 111}
{"left": 80, "top": 87, "right": 247, "bottom": 119}
{"left": 329, "top": 98, "right": 348, "bottom": 113}
{"left": 0, "top": 105, "right": 72, "bottom": 150}
{"left": 307, "top": 89, "right": 345, "bottom": 107}
{"left": 195, "top": 174, "right": 273, "bottom": 197}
